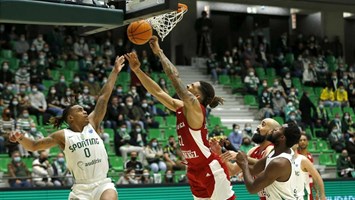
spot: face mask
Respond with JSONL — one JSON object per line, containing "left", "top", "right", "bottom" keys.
{"left": 130, "top": 173, "right": 135, "bottom": 178}
{"left": 286, "top": 74, "right": 290, "bottom": 79}
{"left": 32, "top": 88, "right": 38, "bottom": 93}
{"left": 131, "top": 157, "right": 137, "bottom": 161}
{"left": 345, "top": 116, "right": 350, "bottom": 120}
{"left": 237, "top": 130, "right": 242, "bottom": 134}
{"left": 166, "top": 174, "right": 173, "bottom": 179}
{"left": 131, "top": 89, "right": 137, "bottom": 93}
{"left": 276, "top": 94, "right": 281, "bottom": 98}
{"left": 74, "top": 78, "right": 80, "bottom": 83}
{"left": 263, "top": 92, "right": 268, "bottom": 97}
{"left": 31, "top": 127, "right": 37, "bottom": 132}
{"left": 12, "top": 101, "right": 18, "bottom": 105}
{"left": 160, "top": 80, "right": 166, "bottom": 85}
{"left": 3, "top": 64, "right": 9, "bottom": 70}
{"left": 60, "top": 79, "right": 65, "bottom": 83}
{"left": 80, "top": 39, "right": 84, "bottom": 44}
{"left": 245, "top": 127, "right": 251, "bottom": 131}
{"left": 340, "top": 89, "right": 344, "bottom": 92}
{"left": 319, "top": 105, "right": 324, "bottom": 109}
{"left": 251, "top": 131, "right": 266, "bottom": 144}
{"left": 90, "top": 50, "right": 96, "bottom": 55}
{"left": 50, "top": 89, "right": 56, "bottom": 94}
{"left": 88, "top": 77, "right": 94, "bottom": 82}
{"left": 127, "top": 102, "right": 133, "bottom": 107}
{"left": 98, "top": 60, "right": 103, "bottom": 65}
{"left": 116, "top": 88, "right": 123, "bottom": 93}
{"left": 7, "top": 86, "right": 12, "bottom": 91}
{"left": 143, "top": 173, "right": 149, "bottom": 177}
{"left": 290, "top": 115, "right": 296, "bottom": 120}
{"left": 57, "top": 157, "right": 65, "bottom": 163}
{"left": 152, "top": 142, "right": 158, "bottom": 147}
{"left": 83, "top": 89, "right": 89, "bottom": 94}
{"left": 262, "top": 83, "right": 267, "bottom": 87}
{"left": 39, "top": 55, "right": 45, "bottom": 59}
{"left": 332, "top": 129, "right": 338, "bottom": 133}
{"left": 118, "top": 41, "right": 123, "bottom": 46}
{"left": 332, "top": 76, "right": 337, "bottom": 80}
{"left": 249, "top": 72, "right": 254, "bottom": 76}
{"left": 102, "top": 79, "right": 108, "bottom": 84}
{"left": 288, "top": 102, "right": 293, "bottom": 107}
{"left": 136, "top": 128, "right": 141, "bottom": 132}
{"left": 274, "top": 82, "right": 279, "bottom": 87}
{"left": 142, "top": 103, "right": 148, "bottom": 108}
{"left": 14, "top": 157, "right": 21, "bottom": 162}
{"left": 66, "top": 91, "right": 71, "bottom": 96}
{"left": 290, "top": 92, "right": 295, "bottom": 96}
{"left": 146, "top": 93, "right": 152, "bottom": 97}
{"left": 121, "top": 128, "right": 126, "bottom": 132}
{"left": 243, "top": 141, "right": 251, "bottom": 146}
{"left": 23, "top": 113, "right": 29, "bottom": 118}
{"left": 234, "top": 129, "right": 239, "bottom": 133}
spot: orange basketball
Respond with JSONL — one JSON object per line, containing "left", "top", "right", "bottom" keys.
{"left": 127, "top": 20, "right": 153, "bottom": 45}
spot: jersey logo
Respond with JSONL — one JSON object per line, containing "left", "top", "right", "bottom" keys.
{"left": 177, "top": 111, "right": 182, "bottom": 114}
{"left": 89, "top": 129, "right": 93, "bottom": 134}
{"left": 77, "top": 161, "right": 84, "bottom": 170}
{"left": 206, "top": 173, "right": 211, "bottom": 177}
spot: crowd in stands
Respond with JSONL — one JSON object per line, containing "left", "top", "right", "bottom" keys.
{"left": 0, "top": 22, "right": 354, "bottom": 188}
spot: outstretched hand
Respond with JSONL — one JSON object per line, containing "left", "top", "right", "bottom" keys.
{"left": 149, "top": 35, "right": 162, "bottom": 55}
{"left": 220, "top": 151, "right": 238, "bottom": 163}
{"left": 235, "top": 151, "right": 248, "bottom": 169}
{"left": 209, "top": 138, "right": 222, "bottom": 155}
{"left": 113, "top": 55, "right": 125, "bottom": 73}
{"left": 8, "top": 131, "right": 23, "bottom": 143}
{"left": 124, "top": 52, "right": 141, "bottom": 72}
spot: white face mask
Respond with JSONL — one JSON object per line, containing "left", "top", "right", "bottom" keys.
{"left": 136, "top": 128, "right": 141, "bottom": 132}
{"left": 249, "top": 72, "right": 254, "bottom": 76}
{"left": 12, "top": 101, "right": 18, "bottom": 105}
{"left": 3, "top": 64, "right": 9, "bottom": 70}
{"left": 74, "top": 77, "right": 80, "bottom": 83}
{"left": 127, "top": 102, "right": 133, "bottom": 106}
{"left": 83, "top": 89, "right": 89, "bottom": 94}
{"left": 262, "top": 83, "right": 267, "bottom": 87}
{"left": 66, "top": 91, "right": 71, "bottom": 96}
{"left": 32, "top": 88, "right": 38, "bottom": 93}
{"left": 142, "top": 103, "right": 148, "bottom": 108}
{"left": 50, "top": 89, "right": 56, "bottom": 94}
{"left": 88, "top": 77, "right": 94, "bottom": 82}
{"left": 121, "top": 128, "right": 126, "bottom": 132}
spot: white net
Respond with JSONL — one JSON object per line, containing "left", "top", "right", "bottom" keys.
{"left": 146, "top": 4, "right": 188, "bottom": 41}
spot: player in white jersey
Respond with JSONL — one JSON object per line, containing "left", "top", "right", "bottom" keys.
{"left": 9, "top": 55, "right": 126, "bottom": 200}
{"left": 233, "top": 122, "right": 301, "bottom": 200}
{"left": 291, "top": 144, "right": 326, "bottom": 200}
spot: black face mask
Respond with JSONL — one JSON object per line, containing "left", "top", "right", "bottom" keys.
{"left": 243, "top": 141, "right": 251, "bottom": 146}
{"left": 131, "top": 157, "right": 137, "bottom": 161}
{"left": 169, "top": 142, "right": 174, "bottom": 146}
{"left": 251, "top": 130, "right": 266, "bottom": 144}
{"left": 39, "top": 157, "right": 48, "bottom": 163}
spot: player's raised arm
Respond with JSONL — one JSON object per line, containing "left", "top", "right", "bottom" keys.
{"left": 9, "top": 130, "right": 64, "bottom": 152}
{"left": 89, "top": 55, "right": 125, "bottom": 130}
{"left": 125, "top": 52, "right": 183, "bottom": 112}
{"left": 302, "top": 157, "right": 326, "bottom": 200}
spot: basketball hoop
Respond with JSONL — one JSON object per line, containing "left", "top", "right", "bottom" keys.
{"left": 146, "top": 3, "right": 188, "bottom": 41}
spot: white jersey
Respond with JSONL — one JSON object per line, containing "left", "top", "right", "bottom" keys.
{"left": 263, "top": 149, "right": 297, "bottom": 200}
{"left": 63, "top": 123, "right": 109, "bottom": 184}
{"left": 292, "top": 155, "right": 311, "bottom": 200}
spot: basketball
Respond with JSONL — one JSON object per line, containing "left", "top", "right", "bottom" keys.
{"left": 127, "top": 20, "right": 153, "bottom": 45}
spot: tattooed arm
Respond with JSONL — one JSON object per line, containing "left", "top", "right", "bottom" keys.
{"left": 149, "top": 36, "right": 204, "bottom": 129}
{"left": 89, "top": 56, "right": 125, "bottom": 131}
{"left": 9, "top": 130, "right": 65, "bottom": 151}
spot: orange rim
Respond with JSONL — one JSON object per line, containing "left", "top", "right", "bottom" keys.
{"left": 177, "top": 3, "right": 188, "bottom": 13}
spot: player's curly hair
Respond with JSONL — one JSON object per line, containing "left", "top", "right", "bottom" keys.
{"left": 49, "top": 104, "right": 75, "bottom": 129}
{"left": 283, "top": 122, "right": 301, "bottom": 148}
{"left": 199, "top": 81, "right": 224, "bottom": 108}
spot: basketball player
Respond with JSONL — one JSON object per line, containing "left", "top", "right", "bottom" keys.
{"left": 9, "top": 55, "right": 126, "bottom": 200}
{"left": 235, "top": 122, "right": 301, "bottom": 199}
{"left": 298, "top": 133, "right": 316, "bottom": 200}
{"left": 124, "top": 35, "right": 235, "bottom": 200}
{"left": 291, "top": 144, "right": 326, "bottom": 200}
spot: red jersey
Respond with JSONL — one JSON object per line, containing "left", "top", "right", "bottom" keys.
{"left": 176, "top": 105, "right": 214, "bottom": 167}
{"left": 250, "top": 144, "right": 274, "bottom": 159}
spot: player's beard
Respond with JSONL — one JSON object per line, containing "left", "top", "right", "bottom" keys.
{"left": 251, "top": 130, "right": 266, "bottom": 144}
{"left": 266, "top": 133, "right": 280, "bottom": 145}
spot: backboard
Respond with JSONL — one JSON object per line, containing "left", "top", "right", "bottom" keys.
{"left": 0, "top": 0, "right": 178, "bottom": 36}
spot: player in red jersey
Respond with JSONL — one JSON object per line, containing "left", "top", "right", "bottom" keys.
{"left": 298, "top": 133, "right": 316, "bottom": 200}
{"left": 125, "top": 35, "right": 235, "bottom": 200}
{"left": 247, "top": 118, "right": 280, "bottom": 200}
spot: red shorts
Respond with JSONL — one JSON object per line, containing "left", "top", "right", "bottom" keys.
{"left": 187, "top": 159, "right": 235, "bottom": 200}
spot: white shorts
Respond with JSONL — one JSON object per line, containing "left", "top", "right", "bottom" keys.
{"left": 69, "top": 178, "right": 117, "bottom": 200}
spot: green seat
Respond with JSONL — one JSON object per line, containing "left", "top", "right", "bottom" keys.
{"left": 148, "top": 128, "right": 162, "bottom": 140}
{"left": 50, "top": 146, "right": 62, "bottom": 156}
{"left": 105, "top": 143, "right": 115, "bottom": 156}
{"left": 230, "top": 76, "right": 244, "bottom": 90}
{"left": 331, "top": 107, "right": 343, "bottom": 116}
{"left": 285, "top": 53, "right": 294, "bottom": 66}
{"left": 0, "top": 49, "right": 13, "bottom": 58}
{"left": 116, "top": 71, "right": 130, "bottom": 84}
{"left": 314, "top": 87, "right": 323, "bottom": 97}
{"left": 266, "top": 68, "right": 276, "bottom": 76}
{"left": 56, "top": 60, "right": 66, "bottom": 68}
{"left": 154, "top": 116, "right": 166, "bottom": 128}
{"left": 316, "top": 140, "right": 333, "bottom": 153}
{"left": 164, "top": 128, "right": 177, "bottom": 138}
{"left": 273, "top": 116, "right": 284, "bottom": 125}
{"left": 307, "top": 141, "right": 317, "bottom": 153}
{"left": 218, "top": 75, "right": 231, "bottom": 86}
{"left": 292, "top": 78, "right": 302, "bottom": 88}
{"left": 209, "top": 116, "right": 222, "bottom": 127}
{"left": 319, "top": 153, "right": 336, "bottom": 166}
{"left": 174, "top": 170, "right": 186, "bottom": 183}
{"left": 104, "top": 128, "right": 115, "bottom": 141}
{"left": 110, "top": 156, "right": 124, "bottom": 172}
{"left": 244, "top": 95, "right": 258, "bottom": 107}
{"left": 255, "top": 68, "right": 266, "bottom": 77}
{"left": 66, "top": 60, "right": 79, "bottom": 71}
{"left": 155, "top": 103, "right": 165, "bottom": 111}
{"left": 343, "top": 107, "right": 355, "bottom": 117}
{"left": 22, "top": 157, "right": 34, "bottom": 171}
{"left": 0, "top": 157, "right": 11, "bottom": 172}
{"left": 166, "top": 116, "right": 177, "bottom": 127}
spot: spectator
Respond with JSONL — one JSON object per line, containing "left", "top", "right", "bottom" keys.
{"left": 124, "top": 151, "right": 144, "bottom": 176}
{"left": 14, "top": 34, "right": 30, "bottom": 55}
{"left": 127, "top": 86, "right": 141, "bottom": 105}
{"left": 116, "top": 168, "right": 139, "bottom": 185}
{"left": 144, "top": 138, "right": 167, "bottom": 173}
{"left": 257, "top": 88, "right": 274, "bottom": 119}
{"left": 314, "top": 101, "right": 329, "bottom": 129}
{"left": 284, "top": 100, "right": 300, "bottom": 122}
{"left": 342, "top": 112, "right": 355, "bottom": 139}
{"left": 302, "top": 62, "right": 318, "bottom": 86}
{"left": 54, "top": 75, "right": 68, "bottom": 98}
{"left": 164, "top": 169, "right": 174, "bottom": 184}
{"left": 140, "top": 50, "right": 152, "bottom": 73}
{"left": 0, "top": 61, "right": 14, "bottom": 85}
{"left": 328, "top": 113, "right": 344, "bottom": 136}
{"left": 271, "top": 90, "right": 287, "bottom": 116}
{"left": 7, "top": 151, "right": 32, "bottom": 188}
{"left": 32, "top": 34, "right": 46, "bottom": 52}
{"left": 69, "top": 75, "right": 84, "bottom": 94}
{"left": 28, "top": 85, "right": 47, "bottom": 124}
{"left": 140, "top": 99, "right": 159, "bottom": 129}
{"left": 209, "top": 125, "right": 224, "bottom": 138}
{"left": 287, "top": 87, "right": 299, "bottom": 108}
{"left": 242, "top": 123, "right": 253, "bottom": 138}
{"left": 334, "top": 83, "right": 349, "bottom": 107}
{"left": 347, "top": 82, "right": 354, "bottom": 108}
{"left": 15, "top": 65, "right": 31, "bottom": 85}
{"left": 116, "top": 123, "right": 144, "bottom": 162}
{"left": 17, "top": 109, "right": 34, "bottom": 133}
{"left": 105, "top": 96, "right": 124, "bottom": 133}
{"left": 329, "top": 72, "right": 339, "bottom": 91}
{"left": 346, "top": 133, "right": 355, "bottom": 165}
{"left": 9, "top": 96, "right": 21, "bottom": 120}
{"left": 328, "top": 124, "right": 345, "bottom": 153}
{"left": 140, "top": 168, "right": 153, "bottom": 184}
{"left": 0, "top": 108, "right": 17, "bottom": 155}
{"left": 228, "top": 124, "right": 243, "bottom": 151}
{"left": 51, "top": 153, "right": 69, "bottom": 187}
{"left": 157, "top": 78, "right": 169, "bottom": 94}
{"left": 239, "top": 137, "right": 253, "bottom": 153}
{"left": 32, "top": 151, "right": 54, "bottom": 187}
{"left": 60, "top": 88, "right": 76, "bottom": 108}
{"left": 77, "top": 85, "right": 96, "bottom": 112}
{"left": 1, "top": 83, "right": 15, "bottom": 107}
{"left": 299, "top": 92, "right": 317, "bottom": 128}
{"left": 121, "top": 95, "right": 145, "bottom": 131}
{"left": 84, "top": 73, "right": 101, "bottom": 96}
{"left": 320, "top": 83, "right": 335, "bottom": 107}
{"left": 270, "top": 78, "right": 286, "bottom": 97}
{"left": 244, "top": 68, "right": 259, "bottom": 95}
{"left": 163, "top": 136, "right": 186, "bottom": 171}
{"left": 46, "top": 86, "right": 63, "bottom": 118}
{"left": 73, "top": 37, "right": 89, "bottom": 58}
{"left": 281, "top": 71, "right": 293, "bottom": 95}
{"left": 336, "top": 149, "right": 354, "bottom": 177}
{"left": 257, "top": 79, "right": 270, "bottom": 96}
{"left": 206, "top": 53, "right": 219, "bottom": 84}
{"left": 195, "top": 10, "right": 212, "bottom": 57}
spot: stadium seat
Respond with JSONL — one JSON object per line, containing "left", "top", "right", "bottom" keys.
{"left": 166, "top": 116, "right": 177, "bottom": 127}
{"left": 285, "top": 53, "right": 294, "bottom": 66}
{"left": 154, "top": 116, "right": 166, "bottom": 128}
{"left": 218, "top": 75, "right": 231, "bottom": 86}
{"left": 209, "top": 116, "right": 222, "bottom": 127}
{"left": 266, "top": 68, "right": 276, "bottom": 76}
{"left": 343, "top": 107, "right": 355, "bottom": 117}
{"left": 255, "top": 68, "right": 266, "bottom": 77}
{"left": 307, "top": 141, "right": 317, "bottom": 153}
{"left": 66, "top": 60, "right": 79, "bottom": 71}
{"left": 316, "top": 140, "right": 333, "bottom": 153}
{"left": 110, "top": 156, "right": 124, "bottom": 172}
{"left": 273, "top": 116, "right": 284, "bottom": 125}
{"left": 104, "top": 128, "right": 115, "bottom": 141}
{"left": 319, "top": 153, "right": 336, "bottom": 166}
{"left": 0, "top": 157, "right": 11, "bottom": 172}
{"left": 243, "top": 95, "right": 258, "bottom": 107}
{"left": 0, "top": 49, "right": 13, "bottom": 58}
{"left": 148, "top": 128, "right": 162, "bottom": 140}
